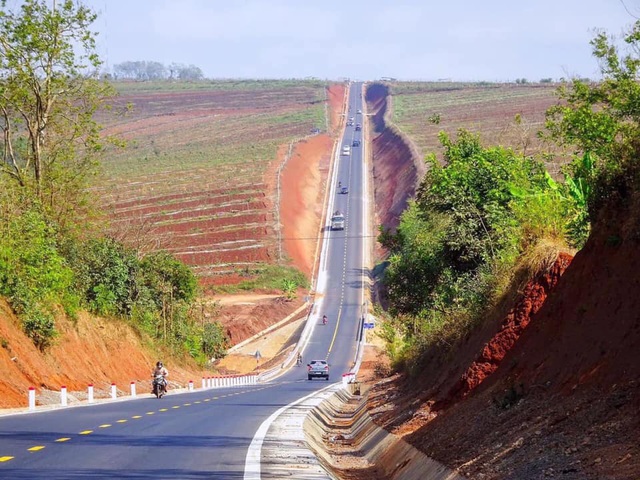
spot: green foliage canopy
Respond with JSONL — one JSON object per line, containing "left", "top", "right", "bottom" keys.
{"left": 380, "top": 130, "right": 570, "bottom": 361}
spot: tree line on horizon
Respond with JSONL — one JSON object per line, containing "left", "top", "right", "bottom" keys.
{"left": 112, "top": 60, "right": 205, "bottom": 81}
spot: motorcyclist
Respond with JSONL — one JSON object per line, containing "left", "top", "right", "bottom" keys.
{"left": 152, "top": 361, "right": 169, "bottom": 394}
{"left": 322, "top": 314, "right": 328, "bottom": 325}
{"left": 296, "top": 352, "right": 302, "bottom": 366}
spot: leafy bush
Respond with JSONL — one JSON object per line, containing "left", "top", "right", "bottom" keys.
{"left": 68, "top": 237, "right": 139, "bottom": 316}
{"left": 0, "top": 209, "right": 75, "bottom": 349}
{"left": 379, "top": 130, "right": 572, "bottom": 366}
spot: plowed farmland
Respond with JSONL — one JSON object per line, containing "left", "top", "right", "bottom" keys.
{"left": 388, "top": 82, "right": 564, "bottom": 175}
{"left": 95, "top": 80, "right": 331, "bottom": 286}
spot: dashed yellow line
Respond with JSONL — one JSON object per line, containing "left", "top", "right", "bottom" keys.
{"left": 183, "top": 403, "right": 191, "bottom": 406}
{"left": 0, "top": 386, "right": 273, "bottom": 467}
{"left": 327, "top": 307, "right": 343, "bottom": 358}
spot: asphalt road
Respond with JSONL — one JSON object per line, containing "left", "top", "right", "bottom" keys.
{"left": 0, "top": 81, "right": 367, "bottom": 479}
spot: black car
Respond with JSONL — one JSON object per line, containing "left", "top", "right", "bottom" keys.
{"left": 353, "top": 139, "right": 361, "bottom": 147}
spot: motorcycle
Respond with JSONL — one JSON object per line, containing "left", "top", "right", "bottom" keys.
{"left": 152, "top": 374, "right": 167, "bottom": 399}
{"left": 322, "top": 315, "right": 327, "bottom": 325}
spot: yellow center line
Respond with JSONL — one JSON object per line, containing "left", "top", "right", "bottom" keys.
{"left": 28, "top": 446, "right": 45, "bottom": 452}
{"left": 326, "top": 307, "right": 343, "bottom": 358}
{"left": 79, "top": 430, "right": 93, "bottom": 435}
{"left": 204, "top": 399, "right": 210, "bottom": 402}
{"left": 172, "top": 406, "right": 180, "bottom": 409}
{"left": 131, "top": 415, "right": 142, "bottom": 419}
{"left": 99, "top": 424, "right": 111, "bottom": 428}
{"left": 183, "top": 403, "right": 191, "bottom": 406}
{"left": 158, "top": 408, "right": 168, "bottom": 412}
{"left": 213, "top": 396, "right": 219, "bottom": 400}
{"left": 194, "top": 401, "right": 201, "bottom": 404}
{"left": 0, "top": 456, "right": 14, "bottom": 462}
{"left": 146, "top": 412, "right": 155, "bottom": 415}
{"left": 55, "top": 438, "right": 70, "bottom": 442}
{"left": 117, "top": 419, "right": 127, "bottom": 423}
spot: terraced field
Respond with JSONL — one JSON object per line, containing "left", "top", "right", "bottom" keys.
{"left": 388, "top": 82, "right": 565, "bottom": 176}
{"left": 95, "top": 80, "right": 331, "bottom": 286}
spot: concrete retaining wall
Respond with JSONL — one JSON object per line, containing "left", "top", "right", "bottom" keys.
{"left": 304, "top": 389, "right": 466, "bottom": 480}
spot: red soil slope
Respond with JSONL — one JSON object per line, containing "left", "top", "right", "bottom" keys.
{"left": 360, "top": 83, "right": 639, "bottom": 479}
{"left": 368, "top": 201, "right": 640, "bottom": 478}
{"left": 365, "top": 83, "right": 425, "bottom": 232}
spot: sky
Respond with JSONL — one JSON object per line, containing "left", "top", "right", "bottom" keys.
{"left": 76, "top": 0, "right": 639, "bottom": 81}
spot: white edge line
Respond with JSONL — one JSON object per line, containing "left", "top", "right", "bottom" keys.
{"left": 243, "top": 382, "right": 338, "bottom": 480}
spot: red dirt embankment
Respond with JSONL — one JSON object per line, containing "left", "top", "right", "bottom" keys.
{"left": 365, "top": 83, "right": 425, "bottom": 232}
{"left": 0, "top": 300, "right": 207, "bottom": 408}
{"left": 367, "top": 198, "right": 640, "bottom": 478}
{"left": 279, "top": 83, "right": 344, "bottom": 277}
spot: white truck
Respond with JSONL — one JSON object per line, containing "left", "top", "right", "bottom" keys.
{"left": 342, "top": 144, "right": 351, "bottom": 156}
{"left": 330, "top": 211, "right": 345, "bottom": 230}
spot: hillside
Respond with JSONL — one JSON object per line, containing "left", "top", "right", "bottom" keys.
{"left": 0, "top": 81, "right": 343, "bottom": 410}
{"left": 360, "top": 83, "right": 639, "bottom": 479}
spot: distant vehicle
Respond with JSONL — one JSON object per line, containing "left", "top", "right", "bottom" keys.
{"left": 331, "top": 211, "right": 345, "bottom": 230}
{"left": 357, "top": 109, "right": 362, "bottom": 114}
{"left": 346, "top": 120, "right": 354, "bottom": 126}
{"left": 349, "top": 116, "right": 355, "bottom": 122}
{"left": 352, "top": 139, "right": 361, "bottom": 147}
{"left": 307, "top": 360, "right": 329, "bottom": 381}
{"left": 342, "top": 145, "right": 351, "bottom": 156}
{"left": 355, "top": 123, "right": 362, "bottom": 131}
{"left": 340, "top": 186, "right": 349, "bottom": 194}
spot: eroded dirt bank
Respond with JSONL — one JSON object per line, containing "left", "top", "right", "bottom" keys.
{"left": 365, "top": 83, "right": 425, "bottom": 232}
{"left": 363, "top": 195, "right": 640, "bottom": 478}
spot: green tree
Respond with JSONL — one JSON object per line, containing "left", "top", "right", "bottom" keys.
{"left": 0, "top": 0, "right": 115, "bottom": 228}
{"left": 381, "top": 130, "right": 568, "bottom": 355}
{"left": 0, "top": 209, "right": 76, "bottom": 349}
{"left": 201, "top": 322, "right": 229, "bottom": 360}
{"left": 544, "top": 20, "right": 640, "bottom": 214}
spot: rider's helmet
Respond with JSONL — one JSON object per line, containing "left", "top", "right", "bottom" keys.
{"left": 156, "top": 361, "right": 163, "bottom": 368}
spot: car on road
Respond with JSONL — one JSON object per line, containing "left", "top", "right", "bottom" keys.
{"left": 307, "top": 360, "right": 329, "bottom": 380}
{"left": 357, "top": 109, "right": 362, "bottom": 114}
{"left": 340, "top": 186, "right": 349, "bottom": 194}
{"left": 355, "top": 123, "right": 362, "bottom": 131}
{"left": 352, "top": 139, "right": 360, "bottom": 147}
{"left": 330, "top": 211, "right": 345, "bottom": 230}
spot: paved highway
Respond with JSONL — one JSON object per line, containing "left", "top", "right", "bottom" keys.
{"left": 0, "top": 81, "right": 367, "bottom": 479}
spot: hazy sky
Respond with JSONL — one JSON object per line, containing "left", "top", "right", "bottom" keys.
{"left": 79, "top": 0, "right": 638, "bottom": 81}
